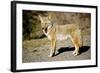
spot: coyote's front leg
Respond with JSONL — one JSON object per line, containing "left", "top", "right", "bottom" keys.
{"left": 48, "top": 39, "right": 56, "bottom": 57}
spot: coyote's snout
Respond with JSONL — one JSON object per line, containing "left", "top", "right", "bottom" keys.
{"left": 39, "top": 14, "right": 82, "bottom": 57}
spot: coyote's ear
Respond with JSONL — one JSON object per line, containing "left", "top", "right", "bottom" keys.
{"left": 38, "top": 15, "right": 43, "bottom": 22}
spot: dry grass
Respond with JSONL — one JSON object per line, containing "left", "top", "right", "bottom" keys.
{"left": 23, "top": 38, "right": 50, "bottom": 49}
{"left": 82, "top": 28, "right": 91, "bottom": 35}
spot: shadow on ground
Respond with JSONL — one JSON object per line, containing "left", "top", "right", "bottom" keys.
{"left": 56, "top": 46, "right": 90, "bottom": 56}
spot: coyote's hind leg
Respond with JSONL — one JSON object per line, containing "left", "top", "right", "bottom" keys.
{"left": 70, "top": 36, "right": 80, "bottom": 56}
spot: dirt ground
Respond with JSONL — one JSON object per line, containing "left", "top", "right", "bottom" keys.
{"left": 22, "top": 35, "right": 91, "bottom": 63}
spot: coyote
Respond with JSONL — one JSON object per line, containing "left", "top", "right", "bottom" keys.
{"left": 39, "top": 14, "right": 82, "bottom": 57}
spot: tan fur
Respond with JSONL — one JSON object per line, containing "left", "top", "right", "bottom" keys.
{"left": 39, "top": 15, "right": 82, "bottom": 57}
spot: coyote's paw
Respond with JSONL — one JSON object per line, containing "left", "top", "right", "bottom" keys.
{"left": 48, "top": 55, "right": 53, "bottom": 57}
{"left": 48, "top": 53, "right": 55, "bottom": 57}
{"left": 73, "top": 50, "right": 79, "bottom": 56}
{"left": 48, "top": 54, "right": 54, "bottom": 57}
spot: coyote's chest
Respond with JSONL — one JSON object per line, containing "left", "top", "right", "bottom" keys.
{"left": 47, "top": 34, "right": 70, "bottom": 41}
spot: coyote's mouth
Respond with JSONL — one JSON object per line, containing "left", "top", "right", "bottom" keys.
{"left": 44, "top": 27, "right": 48, "bottom": 33}
{"left": 42, "top": 25, "right": 53, "bottom": 36}
{"left": 42, "top": 27, "right": 48, "bottom": 33}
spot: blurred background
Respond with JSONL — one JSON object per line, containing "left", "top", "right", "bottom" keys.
{"left": 23, "top": 10, "right": 91, "bottom": 40}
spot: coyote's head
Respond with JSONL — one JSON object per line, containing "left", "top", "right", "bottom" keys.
{"left": 39, "top": 15, "right": 52, "bottom": 31}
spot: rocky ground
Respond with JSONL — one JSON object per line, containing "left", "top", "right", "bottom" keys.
{"left": 22, "top": 35, "right": 91, "bottom": 63}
